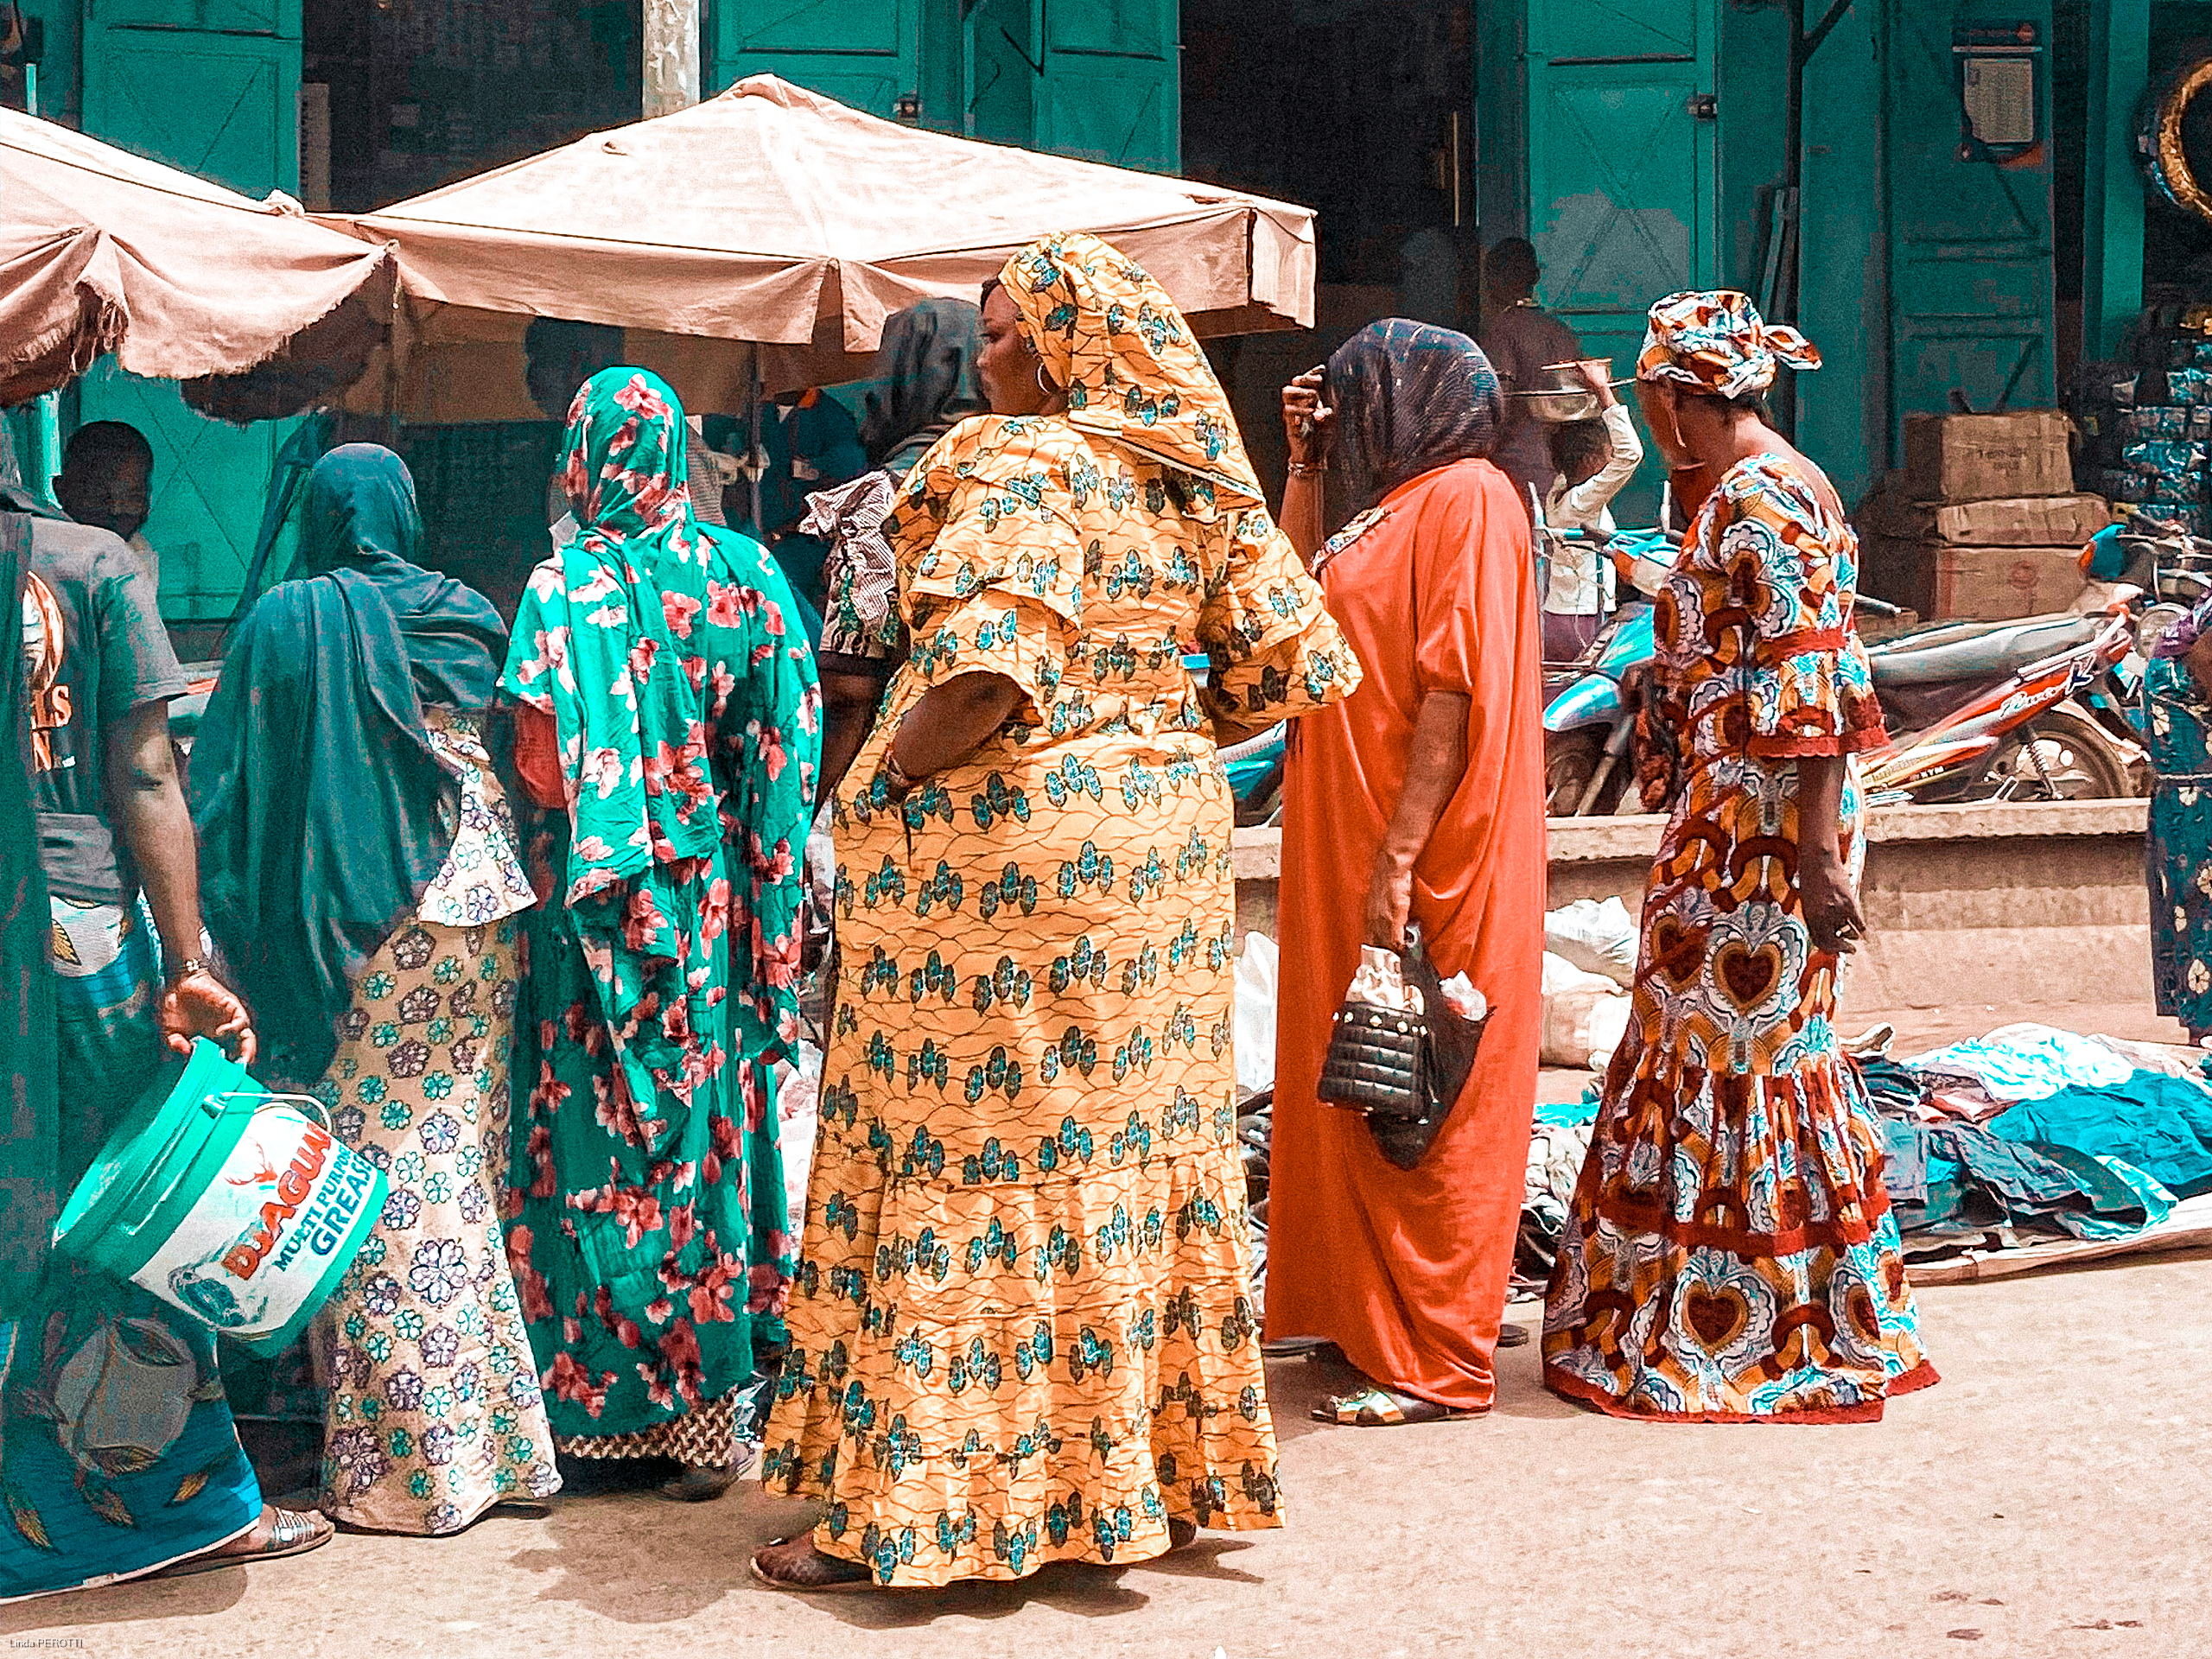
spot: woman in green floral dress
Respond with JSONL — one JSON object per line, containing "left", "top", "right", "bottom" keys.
{"left": 501, "top": 369, "right": 818, "bottom": 1501}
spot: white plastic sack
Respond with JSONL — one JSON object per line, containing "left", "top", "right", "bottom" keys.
{"left": 776, "top": 1040, "right": 824, "bottom": 1244}
{"left": 1544, "top": 897, "right": 1638, "bottom": 987}
{"left": 1234, "top": 933, "right": 1279, "bottom": 1098}
{"left": 1541, "top": 950, "right": 1632, "bottom": 1070}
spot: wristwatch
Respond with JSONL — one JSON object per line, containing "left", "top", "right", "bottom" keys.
{"left": 168, "top": 957, "right": 211, "bottom": 984}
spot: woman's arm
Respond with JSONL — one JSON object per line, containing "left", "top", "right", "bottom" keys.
{"left": 106, "top": 701, "right": 257, "bottom": 1061}
{"left": 818, "top": 661, "right": 895, "bottom": 804}
{"left": 1796, "top": 752, "right": 1867, "bottom": 955}
{"left": 883, "top": 672, "right": 1025, "bottom": 789}
{"left": 1363, "top": 690, "right": 1471, "bottom": 950}
{"left": 1279, "top": 367, "right": 1334, "bottom": 566}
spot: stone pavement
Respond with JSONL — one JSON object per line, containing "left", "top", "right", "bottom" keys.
{"left": 5, "top": 1003, "right": 2202, "bottom": 1659}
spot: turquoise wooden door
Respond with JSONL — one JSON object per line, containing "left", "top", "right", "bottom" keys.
{"left": 1884, "top": 3, "right": 2056, "bottom": 439}
{"left": 1523, "top": 0, "right": 1718, "bottom": 518}
{"left": 79, "top": 0, "right": 301, "bottom": 631}
{"left": 709, "top": 0, "right": 923, "bottom": 114}
{"left": 1033, "top": 0, "right": 1178, "bottom": 173}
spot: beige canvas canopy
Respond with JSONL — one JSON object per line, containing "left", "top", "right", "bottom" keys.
{"left": 0, "top": 108, "right": 396, "bottom": 411}
{"left": 333, "top": 75, "right": 1316, "bottom": 422}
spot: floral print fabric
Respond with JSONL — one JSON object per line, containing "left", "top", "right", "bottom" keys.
{"left": 760, "top": 235, "right": 1359, "bottom": 1586}
{"left": 316, "top": 917, "right": 558, "bottom": 1533}
{"left": 1542, "top": 453, "right": 1936, "bottom": 1422}
{"left": 2145, "top": 657, "right": 2212, "bottom": 1033}
{"left": 500, "top": 367, "right": 818, "bottom": 1452}
{"left": 414, "top": 709, "right": 535, "bottom": 929}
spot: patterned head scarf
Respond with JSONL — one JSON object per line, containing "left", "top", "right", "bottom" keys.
{"left": 538, "top": 367, "right": 734, "bottom": 891}
{"left": 997, "top": 231, "right": 1262, "bottom": 503}
{"left": 861, "top": 298, "right": 989, "bottom": 477}
{"left": 1325, "top": 319, "right": 1505, "bottom": 512}
{"left": 1637, "top": 289, "right": 1821, "bottom": 399}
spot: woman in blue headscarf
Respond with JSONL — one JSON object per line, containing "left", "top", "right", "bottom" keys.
{"left": 193, "top": 444, "right": 560, "bottom": 1534}
{"left": 2145, "top": 594, "right": 2212, "bottom": 1040}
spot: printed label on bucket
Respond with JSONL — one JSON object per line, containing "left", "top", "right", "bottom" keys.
{"left": 138, "top": 1107, "right": 380, "bottom": 1339}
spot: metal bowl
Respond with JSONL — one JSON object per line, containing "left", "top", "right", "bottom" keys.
{"left": 1516, "top": 386, "right": 1602, "bottom": 423}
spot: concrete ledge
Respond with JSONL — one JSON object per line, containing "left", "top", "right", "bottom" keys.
{"left": 1235, "top": 797, "right": 2157, "bottom": 1008}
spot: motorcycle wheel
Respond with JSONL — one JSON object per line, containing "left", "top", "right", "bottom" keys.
{"left": 1546, "top": 729, "right": 1627, "bottom": 817}
{"left": 1979, "top": 705, "right": 2137, "bottom": 802}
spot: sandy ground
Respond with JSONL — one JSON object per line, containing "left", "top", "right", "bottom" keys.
{"left": 9, "top": 1003, "right": 2208, "bottom": 1659}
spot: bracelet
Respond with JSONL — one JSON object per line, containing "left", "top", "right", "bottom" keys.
{"left": 168, "top": 957, "right": 211, "bottom": 984}
{"left": 1287, "top": 460, "right": 1325, "bottom": 478}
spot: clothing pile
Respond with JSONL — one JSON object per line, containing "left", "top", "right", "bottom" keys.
{"left": 1869, "top": 1022, "right": 2212, "bottom": 1255}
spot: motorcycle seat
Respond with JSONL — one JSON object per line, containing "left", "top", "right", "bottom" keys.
{"left": 1864, "top": 612, "right": 2103, "bottom": 687}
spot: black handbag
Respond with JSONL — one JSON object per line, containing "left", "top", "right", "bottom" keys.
{"left": 1317, "top": 931, "right": 1484, "bottom": 1169}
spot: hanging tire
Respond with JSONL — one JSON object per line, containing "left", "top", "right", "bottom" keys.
{"left": 2144, "top": 57, "right": 2212, "bottom": 226}
{"left": 1545, "top": 728, "right": 1627, "bottom": 817}
{"left": 1980, "top": 703, "right": 2138, "bottom": 801}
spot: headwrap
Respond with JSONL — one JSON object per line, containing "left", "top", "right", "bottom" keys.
{"left": 1325, "top": 319, "right": 1505, "bottom": 512}
{"left": 1637, "top": 289, "right": 1821, "bottom": 400}
{"left": 861, "top": 298, "right": 990, "bottom": 477}
{"left": 999, "top": 231, "right": 1263, "bottom": 503}
{"left": 192, "top": 444, "right": 509, "bottom": 1084}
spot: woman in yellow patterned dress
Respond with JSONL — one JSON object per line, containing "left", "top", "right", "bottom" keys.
{"left": 755, "top": 232, "right": 1358, "bottom": 1587}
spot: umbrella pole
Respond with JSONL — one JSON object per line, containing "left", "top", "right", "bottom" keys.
{"left": 748, "top": 343, "right": 764, "bottom": 537}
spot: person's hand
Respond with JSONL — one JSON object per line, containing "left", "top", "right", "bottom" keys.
{"left": 1363, "top": 861, "right": 1414, "bottom": 952}
{"left": 1801, "top": 851, "right": 1867, "bottom": 957}
{"left": 1281, "top": 368, "right": 1335, "bottom": 468}
{"left": 1571, "top": 357, "right": 1618, "bottom": 407}
{"left": 158, "top": 968, "right": 257, "bottom": 1065}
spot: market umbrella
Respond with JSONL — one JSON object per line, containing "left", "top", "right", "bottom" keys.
{"left": 327, "top": 74, "right": 1316, "bottom": 420}
{"left": 0, "top": 107, "right": 397, "bottom": 413}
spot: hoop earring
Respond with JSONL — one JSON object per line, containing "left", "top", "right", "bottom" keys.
{"left": 1037, "top": 365, "right": 1054, "bottom": 397}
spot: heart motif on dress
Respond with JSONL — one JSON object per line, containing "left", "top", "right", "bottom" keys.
{"left": 1649, "top": 913, "right": 1707, "bottom": 986}
{"left": 1713, "top": 938, "right": 1783, "bottom": 1009}
{"left": 1684, "top": 1287, "right": 1746, "bottom": 1351}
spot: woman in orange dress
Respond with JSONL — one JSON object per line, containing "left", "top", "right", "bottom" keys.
{"left": 1266, "top": 321, "right": 1549, "bottom": 1425}
{"left": 1541, "top": 291, "right": 1936, "bottom": 1422}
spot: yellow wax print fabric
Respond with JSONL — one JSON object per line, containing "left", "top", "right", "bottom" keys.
{"left": 760, "top": 238, "right": 1359, "bottom": 1589}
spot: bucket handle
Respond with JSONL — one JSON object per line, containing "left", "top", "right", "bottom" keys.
{"left": 203, "top": 1090, "right": 334, "bottom": 1133}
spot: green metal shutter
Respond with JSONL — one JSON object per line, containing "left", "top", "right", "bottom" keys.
{"left": 708, "top": 0, "right": 923, "bottom": 115}
{"left": 79, "top": 0, "right": 302, "bottom": 628}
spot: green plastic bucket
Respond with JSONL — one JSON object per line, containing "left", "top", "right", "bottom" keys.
{"left": 52, "top": 1038, "right": 387, "bottom": 1357}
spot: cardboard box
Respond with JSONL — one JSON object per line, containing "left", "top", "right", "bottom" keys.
{"left": 1933, "top": 543, "right": 2088, "bottom": 620}
{"left": 1903, "top": 410, "right": 2074, "bottom": 502}
{"left": 1859, "top": 537, "right": 2087, "bottom": 620}
{"left": 1861, "top": 492, "right": 2109, "bottom": 548}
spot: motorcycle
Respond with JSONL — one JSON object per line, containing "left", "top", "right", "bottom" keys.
{"left": 1541, "top": 545, "right": 2142, "bottom": 812}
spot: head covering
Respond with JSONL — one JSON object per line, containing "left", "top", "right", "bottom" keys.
{"left": 190, "top": 444, "right": 507, "bottom": 1083}
{"left": 861, "top": 298, "right": 990, "bottom": 476}
{"left": 1325, "top": 319, "right": 1505, "bottom": 512}
{"left": 1637, "top": 289, "right": 1821, "bottom": 400}
{"left": 537, "top": 367, "right": 770, "bottom": 898}
{"left": 999, "top": 231, "right": 1262, "bottom": 503}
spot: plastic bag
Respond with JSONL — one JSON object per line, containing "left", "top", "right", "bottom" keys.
{"left": 1541, "top": 951, "right": 1632, "bottom": 1070}
{"left": 1544, "top": 897, "right": 1638, "bottom": 988}
{"left": 1233, "top": 934, "right": 1280, "bottom": 1098}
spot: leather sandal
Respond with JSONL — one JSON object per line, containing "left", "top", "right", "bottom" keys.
{"left": 1314, "top": 1384, "right": 1478, "bottom": 1427}
{"left": 660, "top": 1454, "right": 751, "bottom": 1503}
{"left": 148, "top": 1505, "right": 334, "bottom": 1580}
{"left": 749, "top": 1535, "right": 875, "bottom": 1592}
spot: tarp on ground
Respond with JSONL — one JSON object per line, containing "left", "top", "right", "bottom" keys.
{"left": 327, "top": 75, "right": 1317, "bottom": 420}
{"left": 0, "top": 108, "right": 397, "bottom": 410}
